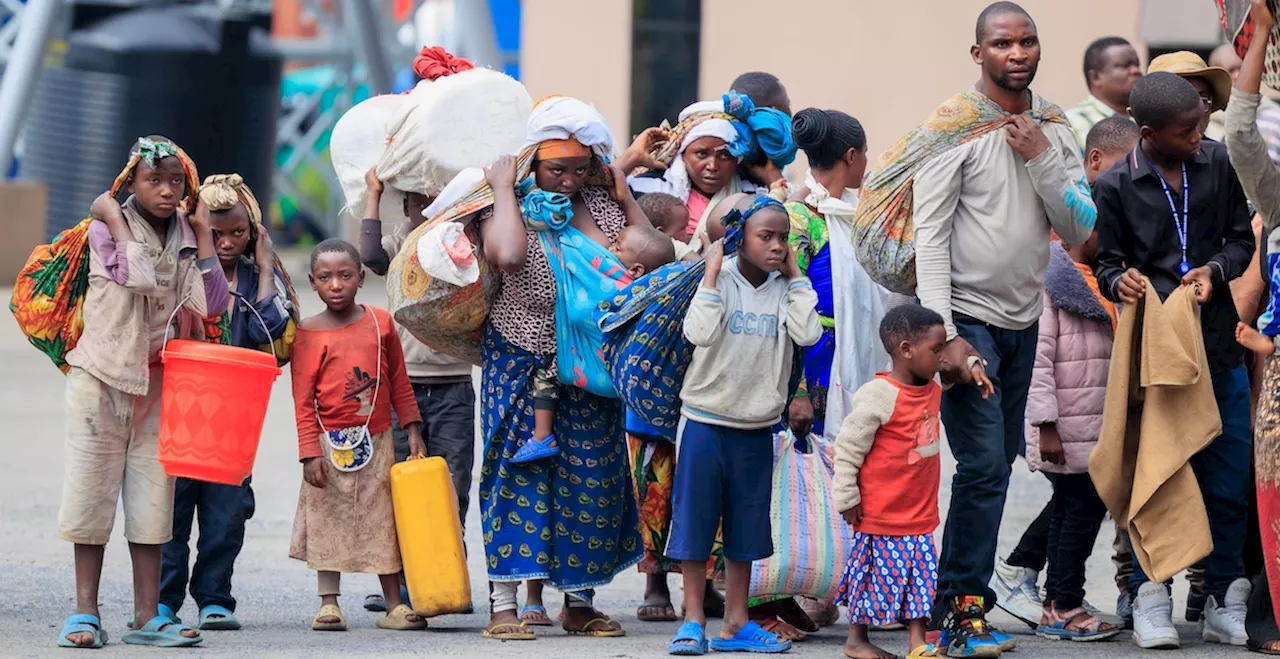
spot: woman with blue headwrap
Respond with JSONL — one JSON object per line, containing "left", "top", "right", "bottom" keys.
{"left": 628, "top": 92, "right": 797, "bottom": 246}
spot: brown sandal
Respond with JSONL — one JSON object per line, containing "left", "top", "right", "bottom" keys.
{"left": 376, "top": 604, "right": 427, "bottom": 631}
{"left": 483, "top": 621, "right": 537, "bottom": 641}
{"left": 311, "top": 604, "right": 347, "bottom": 632}
{"left": 564, "top": 611, "right": 625, "bottom": 637}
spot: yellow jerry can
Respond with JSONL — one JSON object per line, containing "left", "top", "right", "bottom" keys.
{"left": 390, "top": 456, "right": 472, "bottom": 617}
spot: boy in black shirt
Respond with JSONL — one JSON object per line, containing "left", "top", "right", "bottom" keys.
{"left": 1093, "top": 71, "right": 1255, "bottom": 650}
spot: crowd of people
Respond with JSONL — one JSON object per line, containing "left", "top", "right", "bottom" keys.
{"left": 20, "top": 0, "right": 1280, "bottom": 656}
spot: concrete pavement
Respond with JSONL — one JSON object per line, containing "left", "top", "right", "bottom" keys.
{"left": 0, "top": 253, "right": 1240, "bottom": 657}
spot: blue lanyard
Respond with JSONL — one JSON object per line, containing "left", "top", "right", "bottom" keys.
{"left": 1145, "top": 154, "right": 1191, "bottom": 275}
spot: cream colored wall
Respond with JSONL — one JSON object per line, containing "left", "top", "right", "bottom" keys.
{"left": 519, "top": 0, "right": 1146, "bottom": 160}
{"left": 519, "top": 0, "right": 633, "bottom": 144}
{"left": 699, "top": 0, "right": 1144, "bottom": 162}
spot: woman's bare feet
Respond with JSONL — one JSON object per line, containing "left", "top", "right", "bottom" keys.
{"left": 638, "top": 572, "right": 677, "bottom": 621}
{"left": 1238, "top": 322, "right": 1275, "bottom": 355}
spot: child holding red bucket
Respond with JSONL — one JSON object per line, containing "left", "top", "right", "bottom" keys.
{"left": 159, "top": 174, "right": 298, "bottom": 632}
{"left": 288, "top": 238, "right": 429, "bottom": 632}
{"left": 56, "top": 136, "right": 230, "bottom": 648}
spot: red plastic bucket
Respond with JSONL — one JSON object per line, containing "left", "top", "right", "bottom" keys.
{"left": 158, "top": 339, "right": 281, "bottom": 485}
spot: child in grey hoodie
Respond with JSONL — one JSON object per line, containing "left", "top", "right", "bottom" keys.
{"left": 665, "top": 194, "right": 821, "bottom": 655}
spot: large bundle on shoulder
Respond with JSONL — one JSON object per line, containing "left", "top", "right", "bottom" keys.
{"left": 381, "top": 81, "right": 576, "bottom": 365}
{"left": 1218, "top": 0, "right": 1280, "bottom": 88}
{"left": 330, "top": 47, "right": 493, "bottom": 232}
{"left": 852, "top": 90, "right": 1065, "bottom": 294}
{"left": 600, "top": 195, "right": 803, "bottom": 440}
{"left": 10, "top": 137, "right": 200, "bottom": 372}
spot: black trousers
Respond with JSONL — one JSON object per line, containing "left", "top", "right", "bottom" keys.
{"left": 1043, "top": 473, "right": 1109, "bottom": 610}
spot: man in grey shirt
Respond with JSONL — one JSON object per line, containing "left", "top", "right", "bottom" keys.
{"left": 911, "top": 3, "right": 1096, "bottom": 655}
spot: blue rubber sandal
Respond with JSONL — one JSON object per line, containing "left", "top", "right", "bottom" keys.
{"left": 122, "top": 616, "right": 202, "bottom": 648}
{"left": 198, "top": 605, "right": 241, "bottom": 631}
{"left": 511, "top": 435, "right": 559, "bottom": 464}
{"left": 57, "top": 614, "right": 107, "bottom": 649}
{"left": 708, "top": 621, "right": 792, "bottom": 653}
{"left": 125, "top": 604, "right": 179, "bottom": 629}
{"left": 669, "top": 621, "right": 709, "bottom": 656}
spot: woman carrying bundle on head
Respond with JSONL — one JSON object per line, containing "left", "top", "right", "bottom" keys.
{"left": 158, "top": 173, "right": 298, "bottom": 633}
{"left": 424, "top": 95, "right": 650, "bottom": 641}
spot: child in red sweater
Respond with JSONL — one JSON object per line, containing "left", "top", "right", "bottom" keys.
{"left": 288, "top": 239, "right": 427, "bottom": 632}
{"left": 834, "top": 304, "right": 989, "bottom": 659}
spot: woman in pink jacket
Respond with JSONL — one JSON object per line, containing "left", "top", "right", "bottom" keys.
{"left": 1023, "top": 236, "right": 1122, "bottom": 642}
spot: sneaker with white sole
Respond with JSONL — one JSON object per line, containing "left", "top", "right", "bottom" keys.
{"left": 1202, "top": 578, "right": 1250, "bottom": 646}
{"left": 1131, "top": 582, "right": 1180, "bottom": 649}
{"left": 990, "top": 558, "right": 1042, "bottom": 630}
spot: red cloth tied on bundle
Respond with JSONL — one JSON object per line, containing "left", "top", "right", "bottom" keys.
{"left": 414, "top": 46, "right": 474, "bottom": 81}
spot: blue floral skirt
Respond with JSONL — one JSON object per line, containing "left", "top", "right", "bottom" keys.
{"left": 478, "top": 323, "right": 642, "bottom": 591}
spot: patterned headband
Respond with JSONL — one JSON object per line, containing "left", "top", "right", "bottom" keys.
{"left": 722, "top": 195, "right": 786, "bottom": 255}
{"left": 133, "top": 137, "right": 179, "bottom": 168}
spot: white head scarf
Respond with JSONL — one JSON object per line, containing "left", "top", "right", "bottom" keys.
{"left": 659, "top": 101, "right": 741, "bottom": 203}
{"left": 523, "top": 96, "right": 616, "bottom": 161}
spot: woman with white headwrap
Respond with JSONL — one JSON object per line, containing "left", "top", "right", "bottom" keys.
{"left": 427, "top": 96, "right": 646, "bottom": 641}
{"left": 628, "top": 92, "right": 797, "bottom": 245}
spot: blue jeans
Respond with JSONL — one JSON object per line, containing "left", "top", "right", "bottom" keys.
{"left": 160, "top": 477, "right": 254, "bottom": 612}
{"left": 1129, "top": 366, "right": 1252, "bottom": 602}
{"left": 936, "top": 315, "right": 1039, "bottom": 605}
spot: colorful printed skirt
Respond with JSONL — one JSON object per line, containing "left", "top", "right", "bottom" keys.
{"left": 628, "top": 435, "right": 723, "bottom": 577}
{"left": 478, "top": 323, "right": 642, "bottom": 591}
{"left": 835, "top": 531, "right": 937, "bottom": 626}
{"left": 1256, "top": 353, "right": 1280, "bottom": 631}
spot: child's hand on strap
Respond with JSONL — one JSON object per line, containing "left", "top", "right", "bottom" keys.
{"left": 303, "top": 457, "right": 327, "bottom": 489}
{"left": 189, "top": 196, "right": 211, "bottom": 232}
{"left": 89, "top": 191, "right": 124, "bottom": 225}
{"left": 840, "top": 504, "right": 863, "bottom": 527}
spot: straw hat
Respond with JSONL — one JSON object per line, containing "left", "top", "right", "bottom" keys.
{"left": 1148, "top": 51, "right": 1232, "bottom": 112}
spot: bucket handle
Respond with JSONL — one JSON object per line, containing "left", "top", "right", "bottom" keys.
{"left": 161, "top": 292, "right": 278, "bottom": 362}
